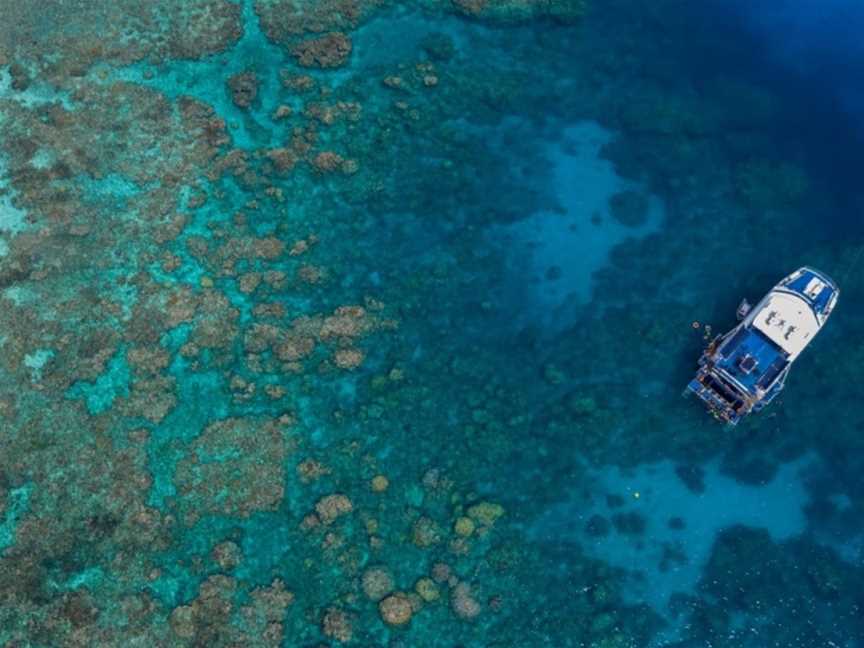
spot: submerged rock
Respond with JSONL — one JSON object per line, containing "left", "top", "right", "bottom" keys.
{"left": 674, "top": 464, "right": 706, "bottom": 494}
{"left": 611, "top": 511, "right": 646, "bottom": 536}
{"left": 421, "top": 32, "right": 456, "bottom": 62}
{"left": 668, "top": 516, "right": 686, "bottom": 530}
{"left": 608, "top": 189, "right": 650, "bottom": 227}
{"left": 584, "top": 514, "right": 611, "bottom": 537}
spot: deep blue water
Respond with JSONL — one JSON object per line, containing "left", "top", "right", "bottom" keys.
{"left": 1, "top": 1, "right": 863, "bottom": 646}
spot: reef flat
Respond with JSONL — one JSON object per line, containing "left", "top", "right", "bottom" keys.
{"left": 1, "top": 0, "right": 864, "bottom": 646}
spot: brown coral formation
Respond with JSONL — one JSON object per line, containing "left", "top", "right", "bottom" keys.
{"left": 362, "top": 565, "right": 395, "bottom": 601}
{"left": 451, "top": 582, "right": 482, "bottom": 620}
{"left": 291, "top": 32, "right": 353, "bottom": 68}
{"left": 264, "top": 147, "right": 298, "bottom": 173}
{"left": 452, "top": 0, "right": 488, "bottom": 15}
{"left": 0, "top": 2, "right": 417, "bottom": 643}
{"left": 322, "top": 606, "right": 354, "bottom": 642}
{"left": 255, "top": 0, "right": 375, "bottom": 54}
{"left": 333, "top": 347, "right": 365, "bottom": 370}
{"left": 415, "top": 577, "right": 440, "bottom": 602}
{"left": 279, "top": 71, "right": 316, "bottom": 91}
{"left": 297, "top": 458, "right": 331, "bottom": 483}
{"left": 305, "top": 100, "right": 362, "bottom": 126}
{"left": 314, "top": 493, "right": 354, "bottom": 524}
{"left": 0, "top": 1, "right": 243, "bottom": 83}
{"left": 370, "top": 474, "right": 389, "bottom": 492}
{"left": 173, "top": 417, "right": 294, "bottom": 519}
{"left": 168, "top": 576, "right": 293, "bottom": 645}
{"left": 227, "top": 69, "right": 260, "bottom": 109}
{"left": 412, "top": 516, "right": 443, "bottom": 548}
{"left": 243, "top": 305, "right": 393, "bottom": 374}
{"left": 311, "top": 150, "right": 346, "bottom": 173}
{"left": 239, "top": 580, "right": 295, "bottom": 644}
{"left": 451, "top": 0, "right": 587, "bottom": 22}
{"left": 212, "top": 540, "right": 243, "bottom": 571}
{"left": 379, "top": 592, "right": 414, "bottom": 626}
{"left": 170, "top": 575, "right": 237, "bottom": 640}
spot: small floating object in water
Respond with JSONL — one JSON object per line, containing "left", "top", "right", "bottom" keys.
{"left": 685, "top": 266, "right": 838, "bottom": 425}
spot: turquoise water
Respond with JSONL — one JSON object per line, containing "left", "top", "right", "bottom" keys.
{"left": 1, "top": 0, "right": 864, "bottom": 646}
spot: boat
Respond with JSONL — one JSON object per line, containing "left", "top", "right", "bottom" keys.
{"left": 686, "top": 266, "right": 839, "bottom": 425}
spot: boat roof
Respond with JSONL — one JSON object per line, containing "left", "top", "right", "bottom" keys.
{"left": 782, "top": 267, "right": 838, "bottom": 321}
{"left": 717, "top": 324, "right": 788, "bottom": 395}
{"left": 751, "top": 291, "right": 820, "bottom": 359}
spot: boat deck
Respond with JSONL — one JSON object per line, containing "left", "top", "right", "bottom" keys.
{"left": 784, "top": 268, "right": 837, "bottom": 314}
{"left": 715, "top": 326, "right": 788, "bottom": 394}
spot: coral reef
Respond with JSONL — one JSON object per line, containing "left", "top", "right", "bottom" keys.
{"left": 291, "top": 32, "right": 354, "bottom": 68}
{"left": 449, "top": 0, "right": 588, "bottom": 23}
{"left": 227, "top": 69, "right": 260, "bottom": 109}
{"left": 378, "top": 592, "right": 415, "bottom": 626}
{"left": 0, "top": 0, "right": 862, "bottom": 646}
{"left": 173, "top": 417, "right": 293, "bottom": 521}
{"left": 362, "top": 565, "right": 395, "bottom": 600}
